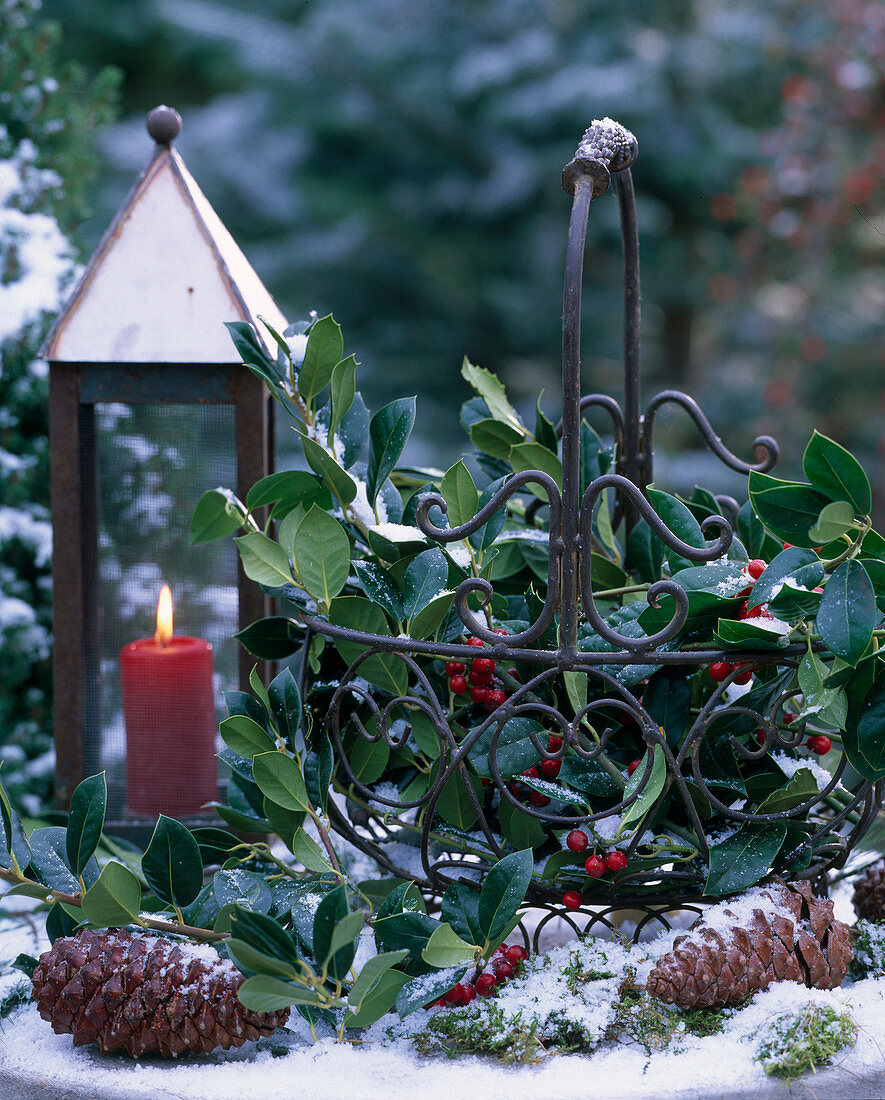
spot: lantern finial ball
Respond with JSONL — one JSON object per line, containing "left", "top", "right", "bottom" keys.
{"left": 146, "top": 106, "right": 182, "bottom": 146}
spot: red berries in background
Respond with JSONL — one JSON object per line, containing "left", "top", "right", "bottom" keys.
{"left": 540, "top": 758, "right": 561, "bottom": 779}
{"left": 472, "top": 656, "right": 495, "bottom": 675}
{"left": 450, "top": 675, "right": 468, "bottom": 695}
{"left": 467, "top": 636, "right": 485, "bottom": 647}
{"left": 709, "top": 662, "right": 732, "bottom": 682}
{"left": 445, "top": 661, "right": 465, "bottom": 677}
{"left": 562, "top": 890, "right": 582, "bottom": 911}
{"left": 747, "top": 559, "right": 767, "bottom": 579}
{"left": 733, "top": 667, "right": 753, "bottom": 685}
{"left": 505, "top": 944, "right": 528, "bottom": 965}
{"left": 808, "top": 735, "right": 832, "bottom": 755}
{"left": 529, "top": 791, "right": 551, "bottom": 807}
{"left": 627, "top": 759, "right": 641, "bottom": 776}
{"left": 548, "top": 734, "right": 563, "bottom": 751}
{"left": 476, "top": 973, "right": 497, "bottom": 996}
{"left": 605, "top": 850, "right": 628, "bottom": 872}
{"left": 468, "top": 667, "right": 492, "bottom": 686}
{"left": 491, "top": 958, "right": 515, "bottom": 981}
{"left": 584, "top": 854, "right": 606, "bottom": 877}
{"left": 470, "top": 686, "right": 489, "bottom": 704}
{"left": 566, "top": 829, "right": 588, "bottom": 852}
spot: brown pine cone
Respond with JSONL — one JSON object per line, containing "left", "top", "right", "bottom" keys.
{"left": 32, "top": 928, "right": 290, "bottom": 1058}
{"left": 646, "top": 880, "right": 853, "bottom": 1010}
{"left": 852, "top": 859, "right": 885, "bottom": 922}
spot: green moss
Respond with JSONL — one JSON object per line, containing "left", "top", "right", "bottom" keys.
{"left": 755, "top": 1002, "right": 857, "bottom": 1080}
{"left": 604, "top": 969, "right": 729, "bottom": 1055}
{"left": 559, "top": 947, "right": 616, "bottom": 995}
{"left": 848, "top": 919, "right": 885, "bottom": 980}
{"left": 413, "top": 1001, "right": 544, "bottom": 1065}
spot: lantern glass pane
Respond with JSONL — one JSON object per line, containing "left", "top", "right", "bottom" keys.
{"left": 86, "top": 402, "right": 239, "bottom": 820}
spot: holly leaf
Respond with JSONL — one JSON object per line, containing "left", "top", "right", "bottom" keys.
{"left": 803, "top": 430, "right": 871, "bottom": 515}
{"left": 366, "top": 397, "right": 416, "bottom": 508}
{"left": 816, "top": 559, "right": 877, "bottom": 666}
{"left": 704, "top": 824, "right": 787, "bottom": 895}
{"left": 66, "top": 772, "right": 107, "bottom": 876}
{"left": 141, "top": 816, "right": 204, "bottom": 908}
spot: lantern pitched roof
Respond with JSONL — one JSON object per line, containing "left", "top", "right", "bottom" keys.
{"left": 43, "top": 116, "right": 287, "bottom": 364}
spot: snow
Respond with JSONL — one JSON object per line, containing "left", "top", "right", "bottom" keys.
{"left": 770, "top": 751, "right": 833, "bottom": 792}
{"left": 1, "top": 877, "right": 885, "bottom": 1099}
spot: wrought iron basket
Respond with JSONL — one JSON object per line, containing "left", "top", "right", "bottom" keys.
{"left": 293, "top": 118, "right": 882, "bottom": 933}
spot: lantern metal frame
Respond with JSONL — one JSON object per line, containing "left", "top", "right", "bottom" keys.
{"left": 46, "top": 110, "right": 275, "bottom": 822}
{"left": 291, "top": 120, "right": 882, "bottom": 930}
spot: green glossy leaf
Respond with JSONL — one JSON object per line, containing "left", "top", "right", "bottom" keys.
{"left": 643, "top": 672, "right": 690, "bottom": 747}
{"left": 803, "top": 430, "right": 871, "bottom": 515}
{"left": 338, "top": 391, "right": 370, "bottom": 469}
{"left": 291, "top": 505, "right": 351, "bottom": 606}
{"left": 267, "top": 666, "right": 301, "bottom": 753}
{"left": 142, "top": 816, "right": 203, "bottom": 908}
{"left": 508, "top": 442, "right": 562, "bottom": 501}
{"left": 212, "top": 869, "right": 272, "bottom": 913}
{"left": 347, "top": 950, "right": 409, "bottom": 1012}
{"left": 29, "top": 827, "right": 96, "bottom": 893}
{"left": 467, "top": 717, "right": 547, "bottom": 779}
{"left": 374, "top": 911, "right": 441, "bottom": 964}
{"left": 313, "top": 885, "right": 353, "bottom": 978}
{"left": 749, "top": 547, "right": 824, "bottom": 608}
{"left": 396, "top": 965, "right": 469, "bottom": 1018}
{"left": 66, "top": 772, "right": 106, "bottom": 876}
{"left": 234, "top": 531, "right": 294, "bottom": 588}
{"left": 469, "top": 476, "right": 510, "bottom": 552}
{"left": 351, "top": 560, "right": 404, "bottom": 621}
{"left": 252, "top": 751, "right": 310, "bottom": 813}
{"left": 0, "top": 780, "right": 30, "bottom": 873}
{"left": 299, "top": 433, "right": 358, "bottom": 505}
{"left": 329, "top": 354, "right": 358, "bottom": 439}
{"left": 618, "top": 745, "right": 666, "bottom": 836}
{"left": 498, "top": 796, "right": 546, "bottom": 850}
{"left": 219, "top": 714, "right": 276, "bottom": 757}
{"left": 468, "top": 417, "right": 524, "bottom": 459}
{"left": 477, "top": 848, "right": 533, "bottom": 945}
{"left": 757, "top": 769, "right": 820, "bottom": 814}
{"left": 329, "top": 597, "right": 408, "bottom": 695}
{"left": 225, "top": 321, "right": 283, "bottom": 397}
{"left": 229, "top": 906, "right": 300, "bottom": 966}
{"left": 403, "top": 548, "right": 449, "bottom": 623}
{"left": 845, "top": 667, "right": 885, "bottom": 780}
{"left": 297, "top": 314, "right": 344, "bottom": 406}
{"left": 304, "top": 734, "right": 333, "bottom": 815}
{"left": 748, "top": 473, "right": 831, "bottom": 548}
{"left": 80, "top": 860, "right": 142, "bottom": 926}
{"left": 714, "top": 618, "right": 791, "bottom": 650}
{"left": 247, "top": 470, "right": 332, "bottom": 513}
{"left": 421, "top": 923, "right": 478, "bottom": 968}
{"left": 234, "top": 617, "right": 301, "bottom": 661}
{"left": 366, "top": 397, "right": 417, "bottom": 508}
{"left": 704, "top": 824, "right": 788, "bottom": 895}
{"left": 227, "top": 938, "right": 300, "bottom": 980}
{"left": 433, "top": 760, "right": 483, "bottom": 830}
{"left": 237, "top": 975, "right": 316, "bottom": 1012}
{"left": 344, "top": 955, "right": 410, "bottom": 1026}
{"left": 440, "top": 460, "right": 478, "bottom": 529}
{"left": 290, "top": 828, "right": 333, "bottom": 872}
{"left": 798, "top": 648, "right": 848, "bottom": 728}
{"left": 558, "top": 755, "right": 621, "bottom": 799}
{"left": 460, "top": 358, "right": 522, "bottom": 432}
{"left": 441, "top": 882, "right": 483, "bottom": 946}
{"left": 809, "top": 500, "right": 858, "bottom": 544}
{"left": 190, "top": 488, "right": 246, "bottom": 544}
{"left": 817, "top": 560, "right": 877, "bottom": 666}
{"left": 646, "top": 488, "right": 705, "bottom": 570}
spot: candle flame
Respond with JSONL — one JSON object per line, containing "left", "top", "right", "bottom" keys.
{"left": 155, "top": 584, "right": 173, "bottom": 646}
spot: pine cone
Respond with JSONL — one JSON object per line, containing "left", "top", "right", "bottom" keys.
{"left": 32, "top": 928, "right": 290, "bottom": 1058}
{"left": 646, "top": 881, "right": 853, "bottom": 1010}
{"left": 852, "top": 859, "right": 885, "bottom": 922}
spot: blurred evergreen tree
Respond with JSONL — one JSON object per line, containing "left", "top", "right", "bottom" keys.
{"left": 0, "top": 0, "right": 119, "bottom": 812}
{"left": 33, "top": 0, "right": 885, "bottom": 478}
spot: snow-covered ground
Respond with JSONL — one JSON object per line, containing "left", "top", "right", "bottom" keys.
{"left": 0, "top": 876, "right": 883, "bottom": 1100}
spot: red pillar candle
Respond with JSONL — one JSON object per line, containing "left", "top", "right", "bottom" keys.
{"left": 120, "top": 585, "right": 218, "bottom": 816}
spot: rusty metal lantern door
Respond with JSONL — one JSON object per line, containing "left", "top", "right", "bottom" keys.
{"left": 45, "top": 108, "right": 279, "bottom": 828}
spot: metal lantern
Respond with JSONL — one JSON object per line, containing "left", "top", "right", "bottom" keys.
{"left": 45, "top": 107, "right": 282, "bottom": 828}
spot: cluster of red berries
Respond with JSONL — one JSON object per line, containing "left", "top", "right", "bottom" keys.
{"left": 446, "top": 632, "right": 511, "bottom": 712}
{"left": 561, "top": 832, "right": 629, "bottom": 905}
{"left": 509, "top": 732, "right": 564, "bottom": 808}
{"left": 427, "top": 943, "right": 529, "bottom": 1009}
{"left": 709, "top": 661, "right": 754, "bottom": 685}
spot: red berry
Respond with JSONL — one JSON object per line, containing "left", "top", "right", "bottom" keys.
{"left": 485, "top": 689, "right": 507, "bottom": 710}
{"left": 471, "top": 686, "right": 489, "bottom": 704}
{"left": 748, "top": 559, "right": 767, "bottom": 579}
{"left": 508, "top": 781, "right": 523, "bottom": 796}
{"left": 566, "top": 829, "right": 588, "bottom": 852}
{"left": 468, "top": 667, "right": 493, "bottom": 686}
{"left": 627, "top": 759, "right": 641, "bottom": 776}
{"left": 809, "top": 735, "right": 832, "bottom": 755}
{"left": 445, "top": 661, "right": 465, "bottom": 677}
{"left": 492, "top": 958, "right": 515, "bottom": 981}
{"left": 495, "top": 944, "right": 509, "bottom": 955}
{"left": 450, "top": 675, "right": 468, "bottom": 695}
{"left": 529, "top": 791, "right": 551, "bottom": 807}
{"left": 475, "top": 973, "right": 497, "bottom": 996}
{"left": 480, "top": 777, "right": 490, "bottom": 787}
{"left": 522, "top": 766, "right": 539, "bottom": 779}
{"left": 548, "top": 734, "right": 563, "bottom": 751}
{"left": 736, "top": 584, "right": 753, "bottom": 598}
{"left": 463, "top": 983, "right": 476, "bottom": 1002}
{"left": 784, "top": 713, "right": 796, "bottom": 724}
{"left": 540, "top": 758, "right": 561, "bottom": 778}
{"left": 467, "top": 636, "right": 485, "bottom": 647}
{"left": 754, "top": 729, "right": 766, "bottom": 745}
{"left": 733, "top": 667, "right": 753, "bottom": 685}
{"left": 445, "top": 982, "right": 467, "bottom": 1005}
{"left": 507, "top": 669, "right": 522, "bottom": 683}
{"left": 506, "top": 945, "right": 528, "bottom": 965}
{"left": 783, "top": 542, "right": 793, "bottom": 549}
{"left": 709, "top": 662, "right": 732, "bottom": 682}
{"left": 605, "top": 850, "right": 628, "bottom": 872}
{"left": 584, "top": 854, "right": 606, "bottom": 877}
{"left": 738, "top": 600, "right": 751, "bottom": 619}
{"left": 472, "top": 656, "right": 495, "bottom": 675}
{"left": 562, "top": 891, "right": 582, "bottom": 911}
{"left": 493, "top": 628, "right": 508, "bottom": 636}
